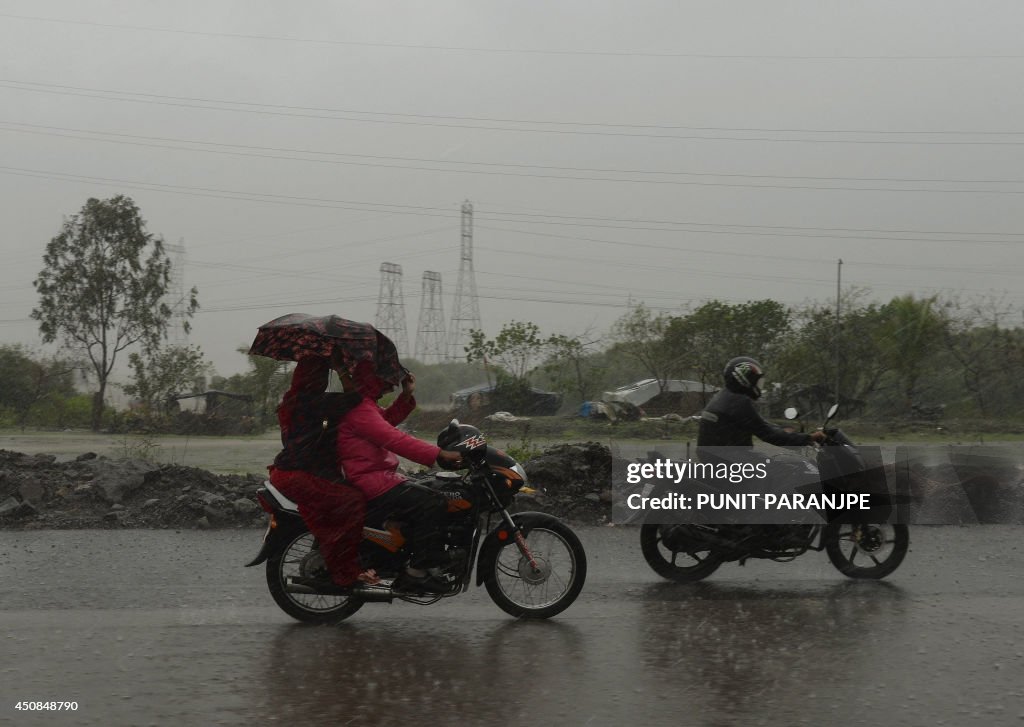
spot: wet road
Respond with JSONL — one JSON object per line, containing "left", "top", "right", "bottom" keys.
{"left": 2, "top": 526, "right": 1023, "bottom": 726}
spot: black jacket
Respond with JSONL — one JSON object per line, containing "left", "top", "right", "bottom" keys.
{"left": 698, "top": 388, "right": 812, "bottom": 451}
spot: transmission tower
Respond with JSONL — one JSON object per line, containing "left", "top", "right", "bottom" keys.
{"left": 415, "top": 271, "right": 447, "bottom": 363}
{"left": 376, "top": 262, "right": 409, "bottom": 357}
{"left": 448, "top": 201, "right": 482, "bottom": 361}
{"left": 165, "top": 240, "right": 188, "bottom": 347}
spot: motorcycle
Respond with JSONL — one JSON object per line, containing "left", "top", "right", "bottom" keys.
{"left": 247, "top": 421, "right": 587, "bottom": 622}
{"left": 640, "top": 405, "right": 910, "bottom": 582}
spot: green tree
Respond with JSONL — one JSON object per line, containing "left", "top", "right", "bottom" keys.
{"left": 610, "top": 304, "right": 678, "bottom": 392}
{"left": 664, "top": 300, "right": 793, "bottom": 390}
{"left": 465, "top": 321, "right": 549, "bottom": 413}
{"left": 465, "top": 321, "right": 545, "bottom": 382}
{"left": 542, "top": 332, "right": 605, "bottom": 405}
{"left": 941, "top": 295, "right": 1020, "bottom": 416}
{"left": 123, "top": 344, "right": 210, "bottom": 417}
{"left": 877, "top": 294, "right": 948, "bottom": 412}
{"left": 0, "top": 345, "right": 78, "bottom": 429}
{"left": 236, "top": 347, "right": 292, "bottom": 420}
{"left": 31, "top": 196, "right": 198, "bottom": 430}
{"left": 776, "top": 292, "right": 890, "bottom": 411}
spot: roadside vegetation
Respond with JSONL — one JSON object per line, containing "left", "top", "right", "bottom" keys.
{"left": 5, "top": 195, "right": 1022, "bottom": 439}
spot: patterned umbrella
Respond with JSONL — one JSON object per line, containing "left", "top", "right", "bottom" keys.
{"left": 248, "top": 313, "right": 406, "bottom": 386}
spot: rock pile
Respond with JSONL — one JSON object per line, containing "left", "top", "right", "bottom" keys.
{"left": 3, "top": 443, "right": 1021, "bottom": 528}
{"left": 0, "top": 443, "right": 618, "bottom": 529}
{"left": 0, "top": 450, "right": 265, "bottom": 530}
{"left": 517, "top": 442, "right": 613, "bottom": 525}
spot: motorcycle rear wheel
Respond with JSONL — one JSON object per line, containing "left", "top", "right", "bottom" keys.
{"left": 483, "top": 521, "right": 587, "bottom": 619}
{"left": 266, "top": 530, "right": 364, "bottom": 623}
{"left": 640, "top": 524, "right": 722, "bottom": 582}
{"left": 824, "top": 522, "right": 909, "bottom": 579}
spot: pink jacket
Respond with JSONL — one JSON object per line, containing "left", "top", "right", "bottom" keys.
{"left": 337, "top": 394, "right": 441, "bottom": 500}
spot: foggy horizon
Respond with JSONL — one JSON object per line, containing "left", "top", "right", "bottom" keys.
{"left": 3, "top": 2, "right": 1023, "bottom": 383}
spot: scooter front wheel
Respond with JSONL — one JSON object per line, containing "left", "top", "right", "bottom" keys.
{"left": 266, "top": 530, "right": 364, "bottom": 623}
{"left": 824, "top": 522, "right": 909, "bottom": 579}
{"left": 640, "top": 524, "right": 722, "bottom": 582}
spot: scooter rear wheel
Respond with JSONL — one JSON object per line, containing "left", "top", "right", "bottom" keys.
{"left": 266, "top": 530, "right": 364, "bottom": 623}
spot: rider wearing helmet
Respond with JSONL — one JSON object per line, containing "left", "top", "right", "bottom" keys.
{"left": 698, "top": 357, "right": 825, "bottom": 463}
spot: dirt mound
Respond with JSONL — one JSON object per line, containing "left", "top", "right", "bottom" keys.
{"left": 0, "top": 449, "right": 265, "bottom": 530}
{"left": 518, "top": 442, "right": 612, "bottom": 525}
{"left": 0, "top": 442, "right": 617, "bottom": 529}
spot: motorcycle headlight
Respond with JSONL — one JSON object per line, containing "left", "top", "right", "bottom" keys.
{"left": 512, "top": 463, "right": 527, "bottom": 482}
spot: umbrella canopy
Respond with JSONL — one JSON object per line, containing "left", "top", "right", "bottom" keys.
{"left": 248, "top": 313, "right": 406, "bottom": 386}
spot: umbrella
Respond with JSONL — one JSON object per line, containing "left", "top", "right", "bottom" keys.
{"left": 248, "top": 313, "right": 406, "bottom": 386}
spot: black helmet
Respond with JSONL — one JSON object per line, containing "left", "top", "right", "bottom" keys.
{"left": 437, "top": 420, "right": 486, "bottom": 451}
{"left": 723, "top": 357, "right": 764, "bottom": 399}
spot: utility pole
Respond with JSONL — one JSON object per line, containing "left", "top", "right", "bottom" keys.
{"left": 448, "top": 200, "right": 482, "bottom": 361}
{"left": 835, "top": 258, "right": 843, "bottom": 405}
{"left": 415, "top": 271, "right": 447, "bottom": 363}
{"left": 376, "top": 262, "right": 409, "bottom": 357}
{"left": 165, "top": 239, "right": 188, "bottom": 347}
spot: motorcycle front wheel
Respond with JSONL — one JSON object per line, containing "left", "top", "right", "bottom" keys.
{"left": 483, "top": 521, "right": 587, "bottom": 619}
{"left": 640, "top": 524, "right": 722, "bottom": 582}
{"left": 824, "top": 522, "right": 909, "bottom": 579}
{"left": 266, "top": 530, "right": 364, "bottom": 624}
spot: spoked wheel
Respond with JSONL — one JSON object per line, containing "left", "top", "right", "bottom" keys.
{"left": 484, "top": 521, "right": 587, "bottom": 619}
{"left": 824, "top": 522, "right": 909, "bottom": 579}
{"left": 640, "top": 524, "right": 722, "bottom": 582}
{"left": 266, "top": 531, "right": 364, "bottom": 623}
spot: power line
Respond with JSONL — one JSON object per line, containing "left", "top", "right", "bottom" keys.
{"left": 3, "top": 163, "right": 1023, "bottom": 247}
{"left": 475, "top": 201, "right": 1024, "bottom": 238}
{"left": 475, "top": 246, "right": 1024, "bottom": 299}
{"left": 8, "top": 79, "right": 1024, "bottom": 145}
{"left": 5, "top": 84, "right": 1024, "bottom": 137}
{"left": 3, "top": 13, "right": 1023, "bottom": 61}
{"left": 10, "top": 121, "right": 1024, "bottom": 191}
{"left": 474, "top": 224, "right": 1024, "bottom": 271}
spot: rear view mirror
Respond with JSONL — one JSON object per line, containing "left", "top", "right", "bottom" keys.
{"left": 784, "top": 407, "right": 799, "bottom": 420}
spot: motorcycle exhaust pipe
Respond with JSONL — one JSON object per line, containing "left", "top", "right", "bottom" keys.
{"left": 284, "top": 583, "right": 395, "bottom": 602}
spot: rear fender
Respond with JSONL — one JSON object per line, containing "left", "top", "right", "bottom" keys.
{"left": 244, "top": 508, "right": 307, "bottom": 567}
{"left": 474, "top": 511, "right": 564, "bottom": 587}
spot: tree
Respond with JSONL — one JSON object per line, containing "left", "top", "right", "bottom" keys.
{"left": 610, "top": 304, "right": 678, "bottom": 392}
{"left": 775, "top": 291, "right": 890, "bottom": 412}
{"left": 542, "top": 332, "right": 605, "bottom": 404}
{"left": 940, "top": 295, "right": 1020, "bottom": 416}
{"left": 876, "top": 294, "right": 948, "bottom": 412}
{"left": 236, "top": 347, "right": 292, "bottom": 420}
{"left": 123, "top": 344, "right": 209, "bottom": 416}
{"left": 32, "top": 196, "right": 198, "bottom": 430}
{"left": 664, "top": 300, "right": 793, "bottom": 390}
{"left": 0, "top": 345, "right": 78, "bottom": 429}
{"left": 465, "top": 321, "right": 545, "bottom": 382}
{"left": 465, "top": 321, "right": 549, "bottom": 412}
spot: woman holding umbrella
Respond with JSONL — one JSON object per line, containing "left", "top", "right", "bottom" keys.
{"left": 251, "top": 314, "right": 460, "bottom": 594}
{"left": 268, "top": 355, "right": 373, "bottom": 593}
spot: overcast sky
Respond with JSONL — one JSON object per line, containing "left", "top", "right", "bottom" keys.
{"left": 2, "top": 1, "right": 1023, "bottom": 383}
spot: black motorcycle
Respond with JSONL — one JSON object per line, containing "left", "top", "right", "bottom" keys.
{"left": 641, "top": 405, "right": 910, "bottom": 582}
{"left": 247, "top": 421, "right": 587, "bottom": 622}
